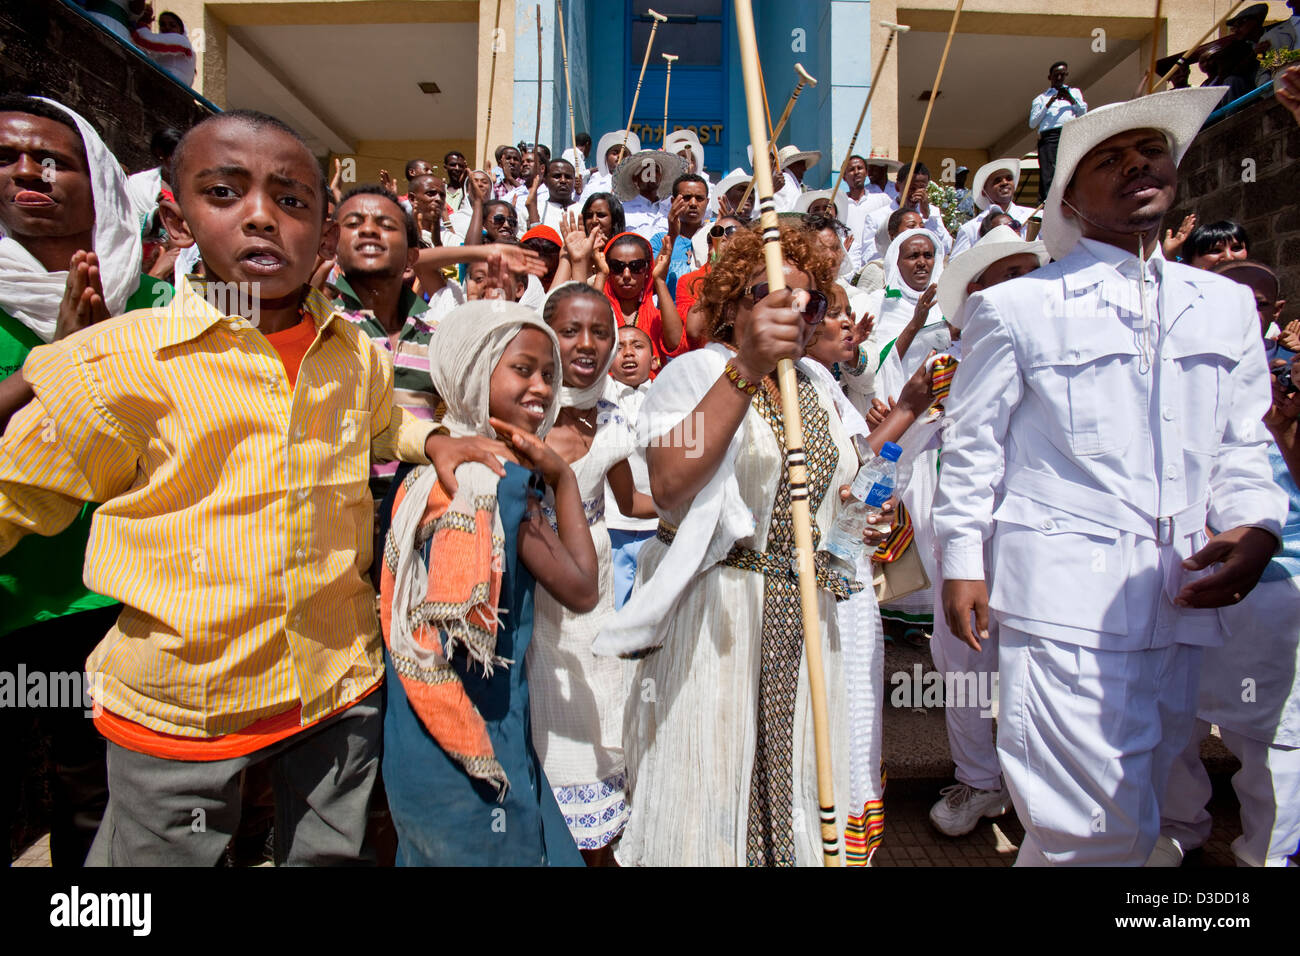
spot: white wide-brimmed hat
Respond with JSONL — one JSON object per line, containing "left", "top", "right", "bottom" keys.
{"left": 938, "top": 225, "right": 1049, "bottom": 327}
{"left": 865, "top": 147, "right": 903, "bottom": 171}
{"left": 612, "top": 149, "right": 687, "bottom": 202}
{"left": 663, "top": 129, "right": 705, "bottom": 175}
{"left": 1040, "top": 87, "right": 1223, "bottom": 261}
{"left": 596, "top": 130, "right": 641, "bottom": 169}
{"left": 778, "top": 144, "right": 822, "bottom": 171}
{"left": 794, "top": 188, "right": 847, "bottom": 221}
{"left": 971, "top": 158, "right": 1021, "bottom": 211}
{"left": 715, "top": 167, "right": 752, "bottom": 200}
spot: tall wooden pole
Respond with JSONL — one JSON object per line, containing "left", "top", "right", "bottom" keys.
{"left": 733, "top": 0, "right": 840, "bottom": 868}
{"left": 556, "top": 0, "right": 580, "bottom": 189}
{"left": 661, "top": 53, "right": 678, "bottom": 146}
{"left": 830, "top": 22, "right": 909, "bottom": 197}
{"left": 533, "top": 7, "right": 543, "bottom": 169}
{"left": 900, "top": 0, "right": 964, "bottom": 206}
{"left": 622, "top": 9, "right": 668, "bottom": 154}
{"left": 736, "top": 64, "right": 817, "bottom": 215}
{"left": 480, "top": 0, "right": 503, "bottom": 171}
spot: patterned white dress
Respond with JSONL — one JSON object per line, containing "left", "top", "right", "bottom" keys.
{"left": 527, "top": 398, "right": 637, "bottom": 849}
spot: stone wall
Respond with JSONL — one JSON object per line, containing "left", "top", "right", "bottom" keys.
{"left": 1166, "top": 93, "right": 1300, "bottom": 323}
{"left": 0, "top": 0, "right": 214, "bottom": 173}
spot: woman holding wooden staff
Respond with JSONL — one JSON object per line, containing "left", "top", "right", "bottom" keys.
{"left": 593, "top": 221, "right": 886, "bottom": 866}
{"left": 595, "top": 0, "right": 885, "bottom": 863}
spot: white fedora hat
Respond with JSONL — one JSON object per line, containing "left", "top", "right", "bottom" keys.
{"left": 663, "top": 129, "right": 705, "bottom": 175}
{"left": 971, "top": 158, "right": 1021, "bottom": 211}
{"left": 1041, "top": 87, "right": 1223, "bottom": 261}
{"left": 938, "top": 225, "right": 1049, "bottom": 327}
{"left": 778, "top": 144, "right": 822, "bottom": 170}
{"left": 612, "top": 149, "right": 687, "bottom": 202}
{"left": 865, "top": 147, "right": 903, "bottom": 171}
{"left": 794, "top": 188, "right": 847, "bottom": 221}
{"left": 596, "top": 130, "right": 641, "bottom": 170}
{"left": 715, "top": 167, "right": 752, "bottom": 199}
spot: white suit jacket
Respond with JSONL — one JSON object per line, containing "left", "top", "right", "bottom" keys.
{"left": 932, "top": 239, "right": 1287, "bottom": 651}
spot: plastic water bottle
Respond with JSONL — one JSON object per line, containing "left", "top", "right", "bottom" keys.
{"left": 824, "top": 442, "right": 902, "bottom": 564}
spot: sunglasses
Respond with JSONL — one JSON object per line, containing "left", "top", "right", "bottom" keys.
{"left": 709, "top": 224, "right": 739, "bottom": 240}
{"left": 742, "top": 282, "right": 828, "bottom": 325}
{"left": 608, "top": 258, "right": 650, "bottom": 276}
{"left": 490, "top": 213, "right": 517, "bottom": 227}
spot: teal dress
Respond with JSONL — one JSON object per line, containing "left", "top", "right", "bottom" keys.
{"left": 381, "top": 462, "right": 583, "bottom": 866}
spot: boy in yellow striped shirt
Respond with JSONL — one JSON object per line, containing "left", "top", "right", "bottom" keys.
{"left": 0, "top": 110, "right": 505, "bottom": 865}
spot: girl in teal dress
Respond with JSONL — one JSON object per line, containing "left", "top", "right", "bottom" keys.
{"left": 379, "top": 301, "right": 599, "bottom": 866}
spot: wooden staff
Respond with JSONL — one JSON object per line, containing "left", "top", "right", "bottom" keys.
{"left": 900, "top": 0, "right": 964, "bottom": 206}
{"left": 661, "top": 53, "right": 678, "bottom": 146}
{"left": 556, "top": 0, "right": 580, "bottom": 189}
{"left": 480, "top": 0, "right": 503, "bottom": 170}
{"left": 623, "top": 8, "right": 668, "bottom": 152}
{"left": 534, "top": 6, "right": 543, "bottom": 169}
{"left": 736, "top": 63, "right": 817, "bottom": 214}
{"left": 1151, "top": 0, "right": 1249, "bottom": 93}
{"left": 733, "top": 0, "right": 840, "bottom": 868}
{"left": 1145, "top": 0, "right": 1164, "bottom": 94}
{"left": 830, "top": 21, "right": 909, "bottom": 196}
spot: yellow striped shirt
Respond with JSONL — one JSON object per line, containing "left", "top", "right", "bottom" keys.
{"left": 0, "top": 277, "right": 436, "bottom": 736}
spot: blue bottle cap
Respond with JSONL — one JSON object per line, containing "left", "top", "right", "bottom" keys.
{"left": 880, "top": 442, "right": 902, "bottom": 462}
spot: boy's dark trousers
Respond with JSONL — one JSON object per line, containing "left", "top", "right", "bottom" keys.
{"left": 2, "top": 604, "right": 119, "bottom": 867}
{"left": 85, "top": 686, "right": 383, "bottom": 866}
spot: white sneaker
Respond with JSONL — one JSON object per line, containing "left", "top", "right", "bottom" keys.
{"left": 1145, "top": 835, "right": 1185, "bottom": 867}
{"left": 929, "top": 782, "right": 1011, "bottom": 837}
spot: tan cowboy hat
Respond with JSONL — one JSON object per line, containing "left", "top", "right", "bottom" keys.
{"left": 794, "top": 189, "right": 847, "bottom": 222}
{"left": 612, "top": 149, "right": 687, "bottom": 202}
{"left": 971, "top": 158, "right": 1021, "bottom": 211}
{"left": 1040, "top": 87, "right": 1223, "bottom": 261}
{"left": 663, "top": 129, "right": 705, "bottom": 175}
{"left": 596, "top": 130, "right": 641, "bottom": 169}
{"left": 938, "top": 225, "right": 1049, "bottom": 327}
{"left": 865, "top": 147, "right": 903, "bottom": 171}
{"left": 778, "top": 144, "right": 822, "bottom": 170}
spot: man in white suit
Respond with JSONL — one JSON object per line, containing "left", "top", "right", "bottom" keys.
{"left": 949, "top": 159, "right": 1037, "bottom": 257}
{"left": 932, "top": 87, "right": 1288, "bottom": 865}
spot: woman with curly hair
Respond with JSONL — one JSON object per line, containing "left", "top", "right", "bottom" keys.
{"left": 594, "top": 225, "right": 889, "bottom": 866}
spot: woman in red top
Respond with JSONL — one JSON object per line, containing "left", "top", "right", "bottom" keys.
{"left": 596, "top": 232, "right": 685, "bottom": 372}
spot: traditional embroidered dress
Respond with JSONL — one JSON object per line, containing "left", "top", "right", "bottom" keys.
{"left": 527, "top": 398, "right": 638, "bottom": 849}
{"left": 595, "top": 345, "right": 872, "bottom": 866}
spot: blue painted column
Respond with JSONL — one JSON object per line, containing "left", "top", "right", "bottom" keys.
{"left": 822, "top": 0, "right": 873, "bottom": 192}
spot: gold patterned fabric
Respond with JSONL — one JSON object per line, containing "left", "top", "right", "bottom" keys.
{"left": 744, "top": 373, "right": 840, "bottom": 867}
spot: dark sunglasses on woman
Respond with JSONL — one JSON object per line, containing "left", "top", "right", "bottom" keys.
{"left": 742, "top": 282, "right": 828, "bottom": 325}
{"left": 608, "top": 258, "right": 650, "bottom": 276}
{"left": 709, "top": 223, "right": 739, "bottom": 240}
{"left": 490, "top": 213, "right": 517, "bottom": 227}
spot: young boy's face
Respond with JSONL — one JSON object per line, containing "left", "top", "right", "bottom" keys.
{"left": 161, "top": 119, "right": 335, "bottom": 302}
{"left": 611, "top": 326, "right": 653, "bottom": 386}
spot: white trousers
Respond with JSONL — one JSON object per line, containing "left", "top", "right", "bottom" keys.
{"left": 929, "top": 602, "right": 1001, "bottom": 791}
{"left": 1162, "top": 719, "right": 1300, "bottom": 867}
{"left": 998, "top": 625, "right": 1200, "bottom": 866}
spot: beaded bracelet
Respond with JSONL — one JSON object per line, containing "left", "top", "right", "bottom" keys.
{"left": 724, "top": 361, "right": 760, "bottom": 397}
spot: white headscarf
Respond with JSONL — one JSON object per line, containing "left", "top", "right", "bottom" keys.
{"left": 881, "top": 227, "right": 944, "bottom": 307}
{"left": 388, "top": 302, "right": 563, "bottom": 685}
{"left": 0, "top": 98, "right": 142, "bottom": 342}
{"left": 541, "top": 281, "right": 619, "bottom": 409}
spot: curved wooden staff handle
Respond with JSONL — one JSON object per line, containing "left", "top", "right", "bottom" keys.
{"left": 622, "top": 8, "right": 670, "bottom": 153}
{"left": 736, "top": 62, "right": 818, "bottom": 212}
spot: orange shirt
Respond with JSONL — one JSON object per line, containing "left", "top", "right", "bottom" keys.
{"left": 264, "top": 314, "right": 318, "bottom": 388}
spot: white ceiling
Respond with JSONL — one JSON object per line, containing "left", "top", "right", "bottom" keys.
{"left": 897, "top": 30, "right": 1142, "bottom": 154}
{"left": 225, "top": 22, "right": 479, "bottom": 153}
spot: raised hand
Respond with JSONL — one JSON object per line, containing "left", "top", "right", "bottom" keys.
{"left": 1278, "top": 319, "right": 1300, "bottom": 354}
{"left": 910, "top": 285, "right": 938, "bottom": 329}
{"left": 850, "top": 310, "right": 875, "bottom": 348}
{"left": 732, "top": 286, "right": 804, "bottom": 380}
{"left": 666, "top": 196, "right": 685, "bottom": 241}
{"left": 652, "top": 239, "right": 673, "bottom": 282}
{"left": 309, "top": 256, "right": 336, "bottom": 292}
{"left": 1162, "top": 213, "right": 1196, "bottom": 259}
{"left": 378, "top": 168, "right": 398, "bottom": 195}
{"left": 488, "top": 243, "right": 547, "bottom": 279}
{"left": 55, "top": 250, "right": 110, "bottom": 341}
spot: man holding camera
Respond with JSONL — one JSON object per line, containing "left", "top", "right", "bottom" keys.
{"left": 1030, "top": 61, "right": 1088, "bottom": 202}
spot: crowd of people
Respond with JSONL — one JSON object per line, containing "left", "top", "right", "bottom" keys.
{"left": 2, "top": 31, "right": 1300, "bottom": 868}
